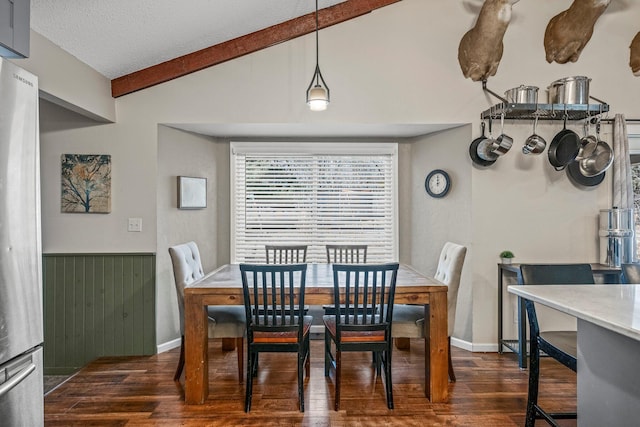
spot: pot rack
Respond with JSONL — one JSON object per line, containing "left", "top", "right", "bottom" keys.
{"left": 480, "top": 81, "right": 609, "bottom": 121}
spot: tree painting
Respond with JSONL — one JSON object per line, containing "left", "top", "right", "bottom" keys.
{"left": 61, "top": 154, "right": 111, "bottom": 213}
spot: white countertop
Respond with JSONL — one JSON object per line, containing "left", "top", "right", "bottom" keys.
{"left": 508, "top": 285, "right": 640, "bottom": 342}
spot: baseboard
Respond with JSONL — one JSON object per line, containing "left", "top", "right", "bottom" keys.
{"left": 449, "top": 338, "right": 504, "bottom": 353}
{"left": 450, "top": 337, "right": 473, "bottom": 351}
{"left": 157, "top": 337, "right": 181, "bottom": 354}
{"left": 469, "top": 342, "right": 502, "bottom": 352}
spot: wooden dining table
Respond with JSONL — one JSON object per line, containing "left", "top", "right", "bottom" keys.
{"left": 183, "top": 263, "right": 449, "bottom": 404}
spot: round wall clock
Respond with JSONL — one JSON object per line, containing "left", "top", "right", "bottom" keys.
{"left": 425, "top": 169, "right": 451, "bottom": 198}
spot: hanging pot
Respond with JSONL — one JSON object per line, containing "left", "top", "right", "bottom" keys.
{"left": 488, "top": 114, "right": 512, "bottom": 156}
{"left": 469, "top": 121, "right": 497, "bottom": 166}
{"left": 567, "top": 159, "right": 606, "bottom": 187}
{"left": 547, "top": 117, "right": 580, "bottom": 171}
{"left": 579, "top": 122, "right": 614, "bottom": 177}
{"left": 576, "top": 119, "right": 598, "bottom": 160}
{"left": 523, "top": 116, "right": 546, "bottom": 154}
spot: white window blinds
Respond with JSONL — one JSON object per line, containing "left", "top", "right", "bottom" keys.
{"left": 231, "top": 143, "right": 397, "bottom": 263}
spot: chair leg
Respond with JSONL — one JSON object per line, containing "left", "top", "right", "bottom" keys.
{"left": 324, "top": 330, "right": 331, "bottom": 377}
{"left": 334, "top": 350, "right": 342, "bottom": 411}
{"left": 245, "top": 349, "right": 254, "bottom": 412}
{"left": 251, "top": 353, "right": 259, "bottom": 377}
{"left": 384, "top": 348, "right": 394, "bottom": 409}
{"left": 221, "top": 337, "right": 236, "bottom": 351}
{"left": 525, "top": 346, "right": 540, "bottom": 427}
{"left": 447, "top": 337, "right": 456, "bottom": 382}
{"left": 394, "top": 337, "right": 411, "bottom": 350}
{"left": 236, "top": 337, "right": 244, "bottom": 383}
{"left": 298, "top": 347, "right": 305, "bottom": 412}
{"left": 173, "top": 335, "right": 185, "bottom": 381}
{"left": 304, "top": 335, "right": 311, "bottom": 378}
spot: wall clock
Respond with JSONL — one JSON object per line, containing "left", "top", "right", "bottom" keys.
{"left": 425, "top": 169, "right": 451, "bottom": 198}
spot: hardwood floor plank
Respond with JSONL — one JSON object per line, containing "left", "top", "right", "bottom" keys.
{"left": 45, "top": 339, "right": 576, "bottom": 426}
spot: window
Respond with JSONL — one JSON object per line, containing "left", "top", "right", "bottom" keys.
{"left": 231, "top": 142, "right": 398, "bottom": 263}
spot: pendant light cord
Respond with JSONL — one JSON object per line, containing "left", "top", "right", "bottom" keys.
{"left": 315, "top": 0, "right": 320, "bottom": 85}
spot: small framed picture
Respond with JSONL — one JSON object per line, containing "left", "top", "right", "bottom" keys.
{"left": 177, "top": 176, "right": 207, "bottom": 209}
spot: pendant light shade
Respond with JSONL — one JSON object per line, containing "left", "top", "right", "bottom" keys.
{"left": 306, "top": 0, "right": 329, "bottom": 111}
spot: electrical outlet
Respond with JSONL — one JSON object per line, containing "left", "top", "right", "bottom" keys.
{"left": 128, "top": 218, "right": 142, "bottom": 232}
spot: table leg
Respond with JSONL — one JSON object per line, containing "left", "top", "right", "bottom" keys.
{"left": 423, "top": 292, "right": 448, "bottom": 402}
{"left": 498, "top": 265, "right": 504, "bottom": 354}
{"left": 184, "top": 295, "right": 209, "bottom": 404}
{"left": 517, "top": 295, "right": 527, "bottom": 369}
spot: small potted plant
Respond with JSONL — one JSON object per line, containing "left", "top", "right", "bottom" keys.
{"left": 499, "top": 250, "right": 515, "bottom": 264}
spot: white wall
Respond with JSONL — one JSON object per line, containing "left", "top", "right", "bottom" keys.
{"left": 407, "top": 126, "right": 473, "bottom": 341}
{"left": 36, "top": 0, "right": 640, "bottom": 350}
{"left": 15, "top": 31, "right": 116, "bottom": 122}
{"left": 156, "top": 125, "right": 229, "bottom": 344}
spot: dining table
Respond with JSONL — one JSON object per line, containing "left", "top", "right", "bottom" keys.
{"left": 183, "top": 262, "right": 449, "bottom": 404}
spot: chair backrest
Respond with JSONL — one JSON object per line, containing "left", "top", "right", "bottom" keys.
{"left": 519, "top": 264, "right": 595, "bottom": 336}
{"left": 168, "top": 241, "right": 205, "bottom": 334}
{"left": 435, "top": 242, "right": 467, "bottom": 336}
{"left": 240, "top": 263, "right": 308, "bottom": 342}
{"left": 265, "top": 245, "right": 308, "bottom": 264}
{"left": 331, "top": 263, "right": 399, "bottom": 340}
{"left": 326, "top": 244, "right": 367, "bottom": 264}
{"left": 621, "top": 263, "right": 640, "bottom": 284}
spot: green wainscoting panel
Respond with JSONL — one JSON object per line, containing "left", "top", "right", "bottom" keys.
{"left": 43, "top": 253, "right": 156, "bottom": 375}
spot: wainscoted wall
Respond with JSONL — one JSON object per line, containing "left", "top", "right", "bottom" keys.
{"left": 42, "top": 253, "right": 156, "bottom": 374}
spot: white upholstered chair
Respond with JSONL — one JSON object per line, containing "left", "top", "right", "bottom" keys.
{"left": 169, "top": 241, "right": 245, "bottom": 382}
{"left": 391, "top": 241, "right": 467, "bottom": 382}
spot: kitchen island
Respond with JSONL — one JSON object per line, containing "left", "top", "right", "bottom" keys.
{"left": 509, "top": 284, "right": 640, "bottom": 427}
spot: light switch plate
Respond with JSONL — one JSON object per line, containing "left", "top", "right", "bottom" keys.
{"left": 128, "top": 218, "right": 142, "bottom": 232}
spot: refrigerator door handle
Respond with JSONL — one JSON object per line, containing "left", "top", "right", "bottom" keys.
{"left": 0, "top": 362, "right": 36, "bottom": 398}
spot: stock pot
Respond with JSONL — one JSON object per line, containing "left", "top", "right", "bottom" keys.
{"left": 548, "top": 76, "right": 591, "bottom": 104}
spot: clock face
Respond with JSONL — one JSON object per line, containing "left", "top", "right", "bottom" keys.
{"left": 425, "top": 169, "right": 451, "bottom": 198}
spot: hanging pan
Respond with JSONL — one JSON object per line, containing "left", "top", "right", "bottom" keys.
{"left": 470, "top": 120, "right": 497, "bottom": 167}
{"left": 548, "top": 115, "right": 580, "bottom": 171}
{"left": 567, "top": 159, "right": 606, "bottom": 187}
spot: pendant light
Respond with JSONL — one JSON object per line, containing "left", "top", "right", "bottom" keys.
{"left": 306, "top": 0, "right": 330, "bottom": 111}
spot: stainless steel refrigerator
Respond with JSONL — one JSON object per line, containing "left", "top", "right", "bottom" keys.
{"left": 0, "top": 58, "right": 44, "bottom": 426}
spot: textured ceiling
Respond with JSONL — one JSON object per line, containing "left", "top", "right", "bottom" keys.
{"left": 30, "top": 0, "right": 459, "bottom": 138}
{"left": 31, "top": 0, "right": 346, "bottom": 79}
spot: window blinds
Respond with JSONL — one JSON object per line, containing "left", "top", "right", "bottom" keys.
{"left": 232, "top": 148, "right": 396, "bottom": 263}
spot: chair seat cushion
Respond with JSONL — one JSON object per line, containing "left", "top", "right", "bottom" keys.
{"left": 323, "top": 315, "right": 386, "bottom": 342}
{"left": 207, "top": 305, "right": 246, "bottom": 338}
{"left": 252, "top": 315, "right": 313, "bottom": 343}
{"left": 390, "top": 304, "right": 425, "bottom": 338}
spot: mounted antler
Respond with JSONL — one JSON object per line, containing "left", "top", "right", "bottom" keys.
{"left": 544, "top": 0, "right": 611, "bottom": 64}
{"left": 631, "top": 32, "right": 640, "bottom": 76}
{"left": 458, "top": 0, "right": 518, "bottom": 81}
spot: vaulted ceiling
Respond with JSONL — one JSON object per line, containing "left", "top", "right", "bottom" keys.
{"left": 31, "top": 0, "right": 401, "bottom": 97}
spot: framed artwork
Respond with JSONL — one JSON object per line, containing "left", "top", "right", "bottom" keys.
{"left": 178, "top": 176, "right": 207, "bottom": 209}
{"left": 61, "top": 154, "right": 111, "bottom": 213}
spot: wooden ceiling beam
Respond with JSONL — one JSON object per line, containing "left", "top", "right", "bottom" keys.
{"left": 111, "top": 0, "right": 401, "bottom": 97}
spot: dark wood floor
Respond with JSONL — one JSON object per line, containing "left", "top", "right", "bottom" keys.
{"left": 44, "top": 339, "right": 577, "bottom": 426}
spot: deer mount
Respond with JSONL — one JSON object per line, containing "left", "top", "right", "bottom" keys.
{"left": 458, "top": 0, "right": 640, "bottom": 79}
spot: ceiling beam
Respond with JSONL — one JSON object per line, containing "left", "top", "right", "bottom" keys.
{"left": 111, "top": 0, "right": 401, "bottom": 97}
